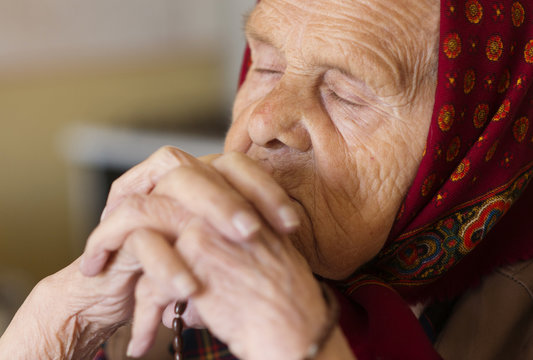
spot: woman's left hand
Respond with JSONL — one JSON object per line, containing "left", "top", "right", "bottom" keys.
{"left": 169, "top": 219, "right": 328, "bottom": 360}
{"left": 116, "top": 217, "right": 328, "bottom": 359}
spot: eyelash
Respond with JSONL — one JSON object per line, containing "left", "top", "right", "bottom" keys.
{"left": 327, "top": 90, "right": 360, "bottom": 107}
{"left": 251, "top": 69, "right": 361, "bottom": 107}
{"left": 253, "top": 68, "right": 283, "bottom": 76}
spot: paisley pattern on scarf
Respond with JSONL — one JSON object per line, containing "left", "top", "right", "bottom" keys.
{"left": 370, "top": 162, "right": 532, "bottom": 286}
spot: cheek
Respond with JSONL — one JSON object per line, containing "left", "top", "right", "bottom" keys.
{"left": 325, "top": 102, "right": 385, "bottom": 141}
{"left": 302, "top": 118, "right": 422, "bottom": 278}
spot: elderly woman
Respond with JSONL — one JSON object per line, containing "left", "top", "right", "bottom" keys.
{"left": 1, "top": 0, "right": 533, "bottom": 359}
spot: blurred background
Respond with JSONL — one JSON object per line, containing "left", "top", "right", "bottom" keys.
{"left": 0, "top": 0, "right": 254, "bottom": 333}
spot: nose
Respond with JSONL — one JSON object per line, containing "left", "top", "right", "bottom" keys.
{"left": 247, "top": 84, "right": 312, "bottom": 152}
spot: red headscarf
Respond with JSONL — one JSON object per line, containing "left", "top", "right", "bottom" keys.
{"left": 162, "top": 1, "right": 533, "bottom": 359}
{"left": 238, "top": 0, "right": 533, "bottom": 359}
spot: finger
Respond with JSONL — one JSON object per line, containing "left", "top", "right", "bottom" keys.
{"left": 175, "top": 218, "right": 249, "bottom": 282}
{"left": 198, "top": 153, "right": 222, "bottom": 164}
{"left": 126, "top": 275, "right": 165, "bottom": 358}
{"left": 212, "top": 152, "right": 300, "bottom": 233}
{"left": 162, "top": 302, "right": 177, "bottom": 329}
{"left": 152, "top": 165, "right": 261, "bottom": 241}
{"left": 80, "top": 195, "right": 191, "bottom": 276}
{"left": 124, "top": 228, "right": 199, "bottom": 297}
{"left": 101, "top": 146, "right": 200, "bottom": 220}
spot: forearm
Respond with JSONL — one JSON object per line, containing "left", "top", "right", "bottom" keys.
{"left": 0, "top": 264, "right": 121, "bottom": 359}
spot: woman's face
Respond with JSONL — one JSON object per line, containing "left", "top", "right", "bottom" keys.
{"left": 226, "top": 0, "right": 440, "bottom": 279}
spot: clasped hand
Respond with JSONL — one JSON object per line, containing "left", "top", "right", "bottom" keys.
{"left": 78, "top": 147, "right": 328, "bottom": 360}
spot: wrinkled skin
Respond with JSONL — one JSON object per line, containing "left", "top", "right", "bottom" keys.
{"left": 0, "top": 0, "right": 440, "bottom": 359}
{"left": 228, "top": 0, "right": 439, "bottom": 279}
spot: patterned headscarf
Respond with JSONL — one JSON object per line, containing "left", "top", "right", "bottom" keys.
{"left": 238, "top": 1, "right": 533, "bottom": 359}
{"left": 365, "top": 0, "right": 533, "bottom": 299}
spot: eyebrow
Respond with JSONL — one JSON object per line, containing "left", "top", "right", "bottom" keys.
{"left": 242, "top": 12, "right": 377, "bottom": 94}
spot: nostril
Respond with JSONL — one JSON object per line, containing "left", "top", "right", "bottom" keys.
{"left": 265, "top": 139, "right": 284, "bottom": 149}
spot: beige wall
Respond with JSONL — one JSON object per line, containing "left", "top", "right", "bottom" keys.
{"left": 0, "top": 56, "right": 223, "bottom": 284}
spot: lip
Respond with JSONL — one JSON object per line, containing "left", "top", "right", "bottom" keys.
{"left": 246, "top": 145, "right": 313, "bottom": 227}
{"left": 247, "top": 149, "right": 322, "bottom": 270}
{"left": 247, "top": 145, "right": 310, "bottom": 173}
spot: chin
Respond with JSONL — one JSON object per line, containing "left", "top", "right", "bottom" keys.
{"left": 287, "top": 230, "right": 364, "bottom": 281}
{"left": 312, "top": 259, "right": 366, "bottom": 281}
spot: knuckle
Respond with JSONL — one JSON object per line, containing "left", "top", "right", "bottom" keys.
{"left": 136, "top": 274, "right": 173, "bottom": 307}
{"left": 127, "top": 228, "right": 154, "bottom": 247}
{"left": 122, "top": 194, "right": 181, "bottom": 225}
{"left": 154, "top": 145, "right": 178, "bottom": 157}
{"left": 179, "top": 223, "right": 213, "bottom": 261}
{"left": 135, "top": 276, "right": 154, "bottom": 299}
{"left": 159, "top": 165, "right": 200, "bottom": 189}
{"left": 153, "top": 146, "right": 194, "bottom": 167}
{"left": 120, "top": 193, "right": 149, "bottom": 218}
{"left": 108, "top": 177, "right": 125, "bottom": 197}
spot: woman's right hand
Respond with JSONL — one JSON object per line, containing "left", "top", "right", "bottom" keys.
{"left": 0, "top": 229, "right": 201, "bottom": 360}
{"left": 66, "top": 147, "right": 297, "bottom": 356}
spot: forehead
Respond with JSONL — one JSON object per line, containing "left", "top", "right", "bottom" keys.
{"left": 246, "top": 0, "right": 439, "bottom": 97}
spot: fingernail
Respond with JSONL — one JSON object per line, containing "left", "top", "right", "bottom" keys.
{"left": 172, "top": 274, "right": 198, "bottom": 297}
{"left": 232, "top": 212, "right": 260, "bottom": 238}
{"left": 278, "top": 205, "right": 300, "bottom": 229}
{"left": 126, "top": 341, "right": 135, "bottom": 357}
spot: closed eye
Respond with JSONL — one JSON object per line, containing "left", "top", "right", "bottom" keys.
{"left": 253, "top": 68, "right": 283, "bottom": 75}
{"left": 327, "top": 89, "right": 363, "bottom": 107}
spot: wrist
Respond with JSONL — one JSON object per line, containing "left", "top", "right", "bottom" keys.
{"left": 241, "top": 282, "right": 343, "bottom": 360}
{"left": 42, "top": 260, "right": 126, "bottom": 358}
{"left": 0, "top": 262, "right": 122, "bottom": 359}
{"left": 279, "top": 283, "right": 354, "bottom": 360}
{"left": 314, "top": 326, "right": 356, "bottom": 360}
{"left": 0, "top": 274, "right": 86, "bottom": 359}
{"left": 303, "top": 282, "right": 340, "bottom": 360}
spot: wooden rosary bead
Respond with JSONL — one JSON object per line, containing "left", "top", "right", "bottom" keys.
{"left": 172, "top": 301, "right": 188, "bottom": 360}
